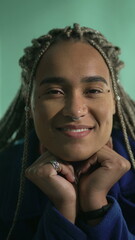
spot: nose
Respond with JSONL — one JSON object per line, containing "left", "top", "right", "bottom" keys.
{"left": 62, "top": 93, "right": 88, "bottom": 119}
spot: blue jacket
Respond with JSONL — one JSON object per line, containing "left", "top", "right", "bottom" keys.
{"left": 0, "top": 129, "right": 135, "bottom": 239}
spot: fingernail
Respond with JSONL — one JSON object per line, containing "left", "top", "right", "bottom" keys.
{"left": 74, "top": 176, "right": 78, "bottom": 184}
{"left": 77, "top": 170, "right": 82, "bottom": 177}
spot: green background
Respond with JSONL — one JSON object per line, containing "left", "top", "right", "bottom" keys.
{"left": 0, "top": 0, "right": 135, "bottom": 117}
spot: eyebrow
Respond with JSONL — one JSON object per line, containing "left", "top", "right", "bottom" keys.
{"left": 39, "top": 76, "right": 108, "bottom": 86}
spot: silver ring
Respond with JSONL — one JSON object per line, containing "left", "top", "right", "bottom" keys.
{"left": 47, "top": 160, "right": 61, "bottom": 173}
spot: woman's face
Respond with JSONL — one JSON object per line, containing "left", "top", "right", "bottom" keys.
{"left": 31, "top": 40, "right": 115, "bottom": 161}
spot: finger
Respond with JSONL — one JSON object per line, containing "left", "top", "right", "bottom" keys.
{"left": 58, "top": 164, "right": 75, "bottom": 183}
{"left": 39, "top": 153, "right": 76, "bottom": 182}
{"left": 25, "top": 151, "right": 56, "bottom": 178}
{"left": 97, "top": 146, "right": 131, "bottom": 173}
{"left": 26, "top": 154, "right": 75, "bottom": 184}
{"left": 77, "top": 154, "right": 98, "bottom": 176}
{"left": 30, "top": 150, "right": 53, "bottom": 167}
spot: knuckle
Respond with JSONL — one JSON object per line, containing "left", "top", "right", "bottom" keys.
{"left": 68, "top": 164, "right": 74, "bottom": 173}
{"left": 36, "top": 166, "right": 46, "bottom": 177}
{"left": 124, "top": 160, "right": 131, "bottom": 171}
{"left": 118, "top": 159, "right": 131, "bottom": 172}
{"left": 25, "top": 165, "right": 47, "bottom": 178}
{"left": 104, "top": 162, "right": 114, "bottom": 170}
{"left": 104, "top": 158, "right": 131, "bottom": 172}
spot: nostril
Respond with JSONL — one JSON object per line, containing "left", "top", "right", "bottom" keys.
{"left": 62, "top": 103, "right": 88, "bottom": 119}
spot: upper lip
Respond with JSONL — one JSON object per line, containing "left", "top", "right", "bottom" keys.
{"left": 56, "top": 124, "right": 95, "bottom": 129}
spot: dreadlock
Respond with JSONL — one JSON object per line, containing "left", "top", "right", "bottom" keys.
{"left": 1, "top": 23, "right": 135, "bottom": 239}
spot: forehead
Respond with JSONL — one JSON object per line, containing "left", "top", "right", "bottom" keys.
{"left": 35, "top": 40, "right": 110, "bottom": 84}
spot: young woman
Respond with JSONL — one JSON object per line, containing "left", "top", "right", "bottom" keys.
{"left": 0, "top": 24, "right": 135, "bottom": 239}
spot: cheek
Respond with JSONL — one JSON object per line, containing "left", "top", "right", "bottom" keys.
{"left": 31, "top": 92, "right": 62, "bottom": 121}
{"left": 94, "top": 99, "right": 114, "bottom": 128}
{"left": 32, "top": 103, "right": 55, "bottom": 127}
{"left": 31, "top": 104, "right": 51, "bottom": 144}
{"left": 31, "top": 100, "right": 63, "bottom": 141}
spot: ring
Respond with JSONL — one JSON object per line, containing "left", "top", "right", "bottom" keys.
{"left": 47, "top": 160, "right": 62, "bottom": 173}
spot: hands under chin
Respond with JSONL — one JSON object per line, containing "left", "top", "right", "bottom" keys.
{"left": 25, "top": 151, "right": 77, "bottom": 223}
{"left": 25, "top": 144, "right": 131, "bottom": 224}
{"left": 79, "top": 145, "right": 131, "bottom": 212}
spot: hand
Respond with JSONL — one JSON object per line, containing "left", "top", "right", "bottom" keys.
{"left": 79, "top": 143, "right": 131, "bottom": 212}
{"left": 25, "top": 151, "right": 77, "bottom": 223}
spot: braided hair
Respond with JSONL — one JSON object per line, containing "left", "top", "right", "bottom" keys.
{"left": 1, "top": 23, "right": 135, "bottom": 239}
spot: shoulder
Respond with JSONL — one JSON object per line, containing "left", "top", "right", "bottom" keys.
{"left": 112, "top": 128, "right": 135, "bottom": 158}
{"left": 0, "top": 130, "right": 40, "bottom": 167}
{"left": 0, "top": 140, "right": 24, "bottom": 169}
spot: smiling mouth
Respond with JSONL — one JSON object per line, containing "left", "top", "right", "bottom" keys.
{"left": 56, "top": 126, "right": 94, "bottom": 138}
{"left": 59, "top": 128, "right": 90, "bottom": 132}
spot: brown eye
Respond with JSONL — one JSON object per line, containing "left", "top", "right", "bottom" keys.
{"left": 85, "top": 89, "right": 103, "bottom": 94}
{"left": 47, "top": 89, "right": 64, "bottom": 95}
{"left": 43, "top": 88, "right": 65, "bottom": 99}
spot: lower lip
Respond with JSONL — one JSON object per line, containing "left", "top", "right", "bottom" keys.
{"left": 57, "top": 129, "right": 93, "bottom": 139}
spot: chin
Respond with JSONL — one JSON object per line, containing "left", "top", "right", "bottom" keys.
{"left": 55, "top": 149, "right": 95, "bottom": 162}
{"left": 46, "top": 142, "right": 103, "bottom": 162}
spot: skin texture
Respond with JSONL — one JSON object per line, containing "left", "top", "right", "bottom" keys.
{"left": 25, "top": 40, "right": 131, "bottom": 224}
{"left": 31, "top": 40, "right": 115, "bottom": 161}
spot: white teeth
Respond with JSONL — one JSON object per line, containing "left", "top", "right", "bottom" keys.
{"left": 62, "top": 128, "right": 89, "bottom": 132}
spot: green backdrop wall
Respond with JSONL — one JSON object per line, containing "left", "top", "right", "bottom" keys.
{"left": 0, "top": 0, "right": 135, "bottom": 117}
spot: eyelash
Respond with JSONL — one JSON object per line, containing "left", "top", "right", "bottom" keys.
{"left": 85, "top": 89, "right": 103, "bottom": 94}
{"left": 46, "top": 89, "right": 64, "bottom": 95}
{"left": 43, "top": 88, "right": 104, "bottom": 98}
